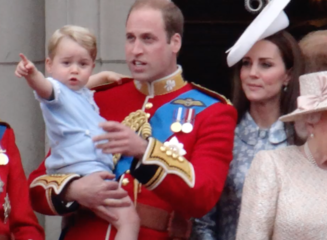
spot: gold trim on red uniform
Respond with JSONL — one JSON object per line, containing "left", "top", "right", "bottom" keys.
{"left": 190, "top": 82, "right": 233, "bottom": 105}
{"left": 46, "top": 188, "right": 58, "bottom": 215}
{"left": 135, "top": 66, "right": 186, "bottom": 96}
{"left": 30, "top": 173, "right": 80, "bottom": 195}
{"left": 141, "top": 138, "right": 195, "bottom": 190}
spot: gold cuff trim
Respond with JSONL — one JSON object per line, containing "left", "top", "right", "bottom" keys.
{"left": 142, "top": 138, "right": 195, "bottom": 189}
{"left": 144, "top": 166, "right": 166, "bottom": 190}
{"left": 46, "top": 188, "right": 58, "bottom": 214}
{"left": 30, "top": 173, "right": 80, "bottom": 195}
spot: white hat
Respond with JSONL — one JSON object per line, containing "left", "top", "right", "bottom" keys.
{"left": 226, "top": 0, "right": 291, "bottom": 67}
{"left": 280, "top": 71, "right": 327, "bottom": 122}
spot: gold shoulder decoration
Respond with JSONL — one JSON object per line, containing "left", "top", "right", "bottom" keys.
{"left": 30, "top": 173, "right": 80, "bottom": 195}
{"left": 190, "top": 82, "right": 232, "bottom": 105}
{"left": 113, "top": 110, "right": 152, "bottom": 165}
{"left": 172, "top": 98, "right": 205, "bottom": 108}
{"left": 0, "top": 121, "right": 10, "bottom": 128}
{"left": 141, "top": 138, "right": 195, "bottom": 190}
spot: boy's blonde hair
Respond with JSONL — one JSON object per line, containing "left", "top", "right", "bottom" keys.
{"left": 48, "top": 25, "right": 97, "bottom": 61}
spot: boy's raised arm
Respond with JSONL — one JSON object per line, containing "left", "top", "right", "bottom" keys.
{"left": 87, "top": 71, "right": 130, "bottom": 89}
{"left": 15, "top": 53, "right": 53, "bottom": 99}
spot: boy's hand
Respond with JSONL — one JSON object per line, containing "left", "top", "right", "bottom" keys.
{"left": 87, "top": 71, "right": 131, "bottom": 89}
{"left": 15, "top": 53, "right": 37, "bottom": 78}
{"left": 105, "top": 71, "right": 130, "bottom": 85}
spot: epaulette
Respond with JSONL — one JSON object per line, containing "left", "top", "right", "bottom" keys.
{"left": 92, "top": 77, "right": 134, "bottom": 92}
{"left": 190, "top": 82, "right": 232, "bottom": 105}
{"left": 0, "top": 121, "right": 9, "bottom": 141}
{"left": 0, "top": 120, "right": 10, "bottom": 129}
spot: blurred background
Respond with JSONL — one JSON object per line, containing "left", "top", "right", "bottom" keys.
{"left": 0, "top": 0, "right": 325, "bottom": 239}
{"left": 175, "top": 0, "right": 327, "bottom": 99}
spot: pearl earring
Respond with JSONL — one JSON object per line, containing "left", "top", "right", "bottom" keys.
{"left": 310, "top": 133, "right": 314, "bottom": 138}
{"left": 283, "top": 85, "right": 288, "bottom": 92}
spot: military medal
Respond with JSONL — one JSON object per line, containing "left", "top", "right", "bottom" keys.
{"left": 170, "top": 107, "right": 183, "bottom": 133}
{"left": 182, "top": 122, "right": 193, "bottom": 133}
{"left": 0, "top": 149, "right": 8, "bottom": 165}
{"left": 171, "top": 122, "right": 182, "bottom": 133}
{"left": 182, "top": 108, "right": 195, "bottom": 133}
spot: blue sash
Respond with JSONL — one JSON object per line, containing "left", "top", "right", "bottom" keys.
{"left": 115, "top": 89, "right": 219, "bottom": 178}
{"left": 0, "top": 125, "right": 6, "bottom": 141}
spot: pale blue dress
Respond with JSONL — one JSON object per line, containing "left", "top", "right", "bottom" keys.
{"left": 191, "top": 112, "right": 288, "bottom": 240}
{"left": 35, "top": 77, "right": 114, "bottom": 175}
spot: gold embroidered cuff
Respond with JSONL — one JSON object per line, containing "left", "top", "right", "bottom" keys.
{"left": 142, "top": 138, "right": 195, "bottom": 190}
{"left": 30, "top": 173, "right": 81, "bottom": 195}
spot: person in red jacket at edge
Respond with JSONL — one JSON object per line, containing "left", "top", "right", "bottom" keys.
{"left": 28, "top": 0, "right": 237, "bottom": 239}
{"left": 0, "top": 122, "right": 44, "bottom": 240}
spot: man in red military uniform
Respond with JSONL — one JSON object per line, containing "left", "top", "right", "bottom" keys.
{"left": 0, "top": 122, "right": 44, "bottom": 240}
{"left": 28, "top": 0, "right": 237, "bottom": 239}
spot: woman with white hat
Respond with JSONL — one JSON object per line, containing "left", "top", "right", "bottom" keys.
{"left": 236, "top": 71, "right": 327, "bottom": 239}
{"left": 191, "top": 0, "right": 304, "bottom": 239}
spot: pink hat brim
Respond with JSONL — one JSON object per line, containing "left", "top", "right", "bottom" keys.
{"left": 279, "top": 106, "right": 327, "bottom": 122}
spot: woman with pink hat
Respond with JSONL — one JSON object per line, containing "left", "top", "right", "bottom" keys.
{"left": 191, "top": 0, "right": 304, "bottom": 239}
{"left": 236, "top": 71, "right": 327, "bottom": 239}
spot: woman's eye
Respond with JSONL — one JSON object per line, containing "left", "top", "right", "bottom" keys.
{"left": 241, "top": 60, "right": 250, "bottom": 66}
{"left": 261, "top": 62, "right": 272, "bottom": 68}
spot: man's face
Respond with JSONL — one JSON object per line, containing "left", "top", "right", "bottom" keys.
{"left": 125, "top": 8, "right": 180, "bottom": 82}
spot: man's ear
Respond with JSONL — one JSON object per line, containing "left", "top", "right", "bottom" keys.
{"left": 45, "top": 58, "right": 52, "bottom": 74}
{"left": 170, "top": 33, "right": 182, "bottom": 54}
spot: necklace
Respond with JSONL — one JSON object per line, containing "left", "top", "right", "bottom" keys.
{"left": 304, "top": 142, "right": 318, "bottom": 166}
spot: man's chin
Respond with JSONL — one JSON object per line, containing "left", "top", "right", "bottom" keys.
{"left": 130, "top": 72, "right": 151, "bottom": 82}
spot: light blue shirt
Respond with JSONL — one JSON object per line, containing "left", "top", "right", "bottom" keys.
{"left": 191, "top": 112, "right": 288, "bottom": 240}
{"left": 36, "top": 77, "right": 114, "bottom": 175}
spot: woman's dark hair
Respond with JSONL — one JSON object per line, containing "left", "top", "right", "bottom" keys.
{"left": 231, "top": 30, "right": 304, "bottom": 145}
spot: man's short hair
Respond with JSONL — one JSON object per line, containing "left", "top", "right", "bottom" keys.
{"left": 48, "top": 25, "right": 97, "bottom": 61}
{"left": 299, "top": 30, "right": 327, "bottom": 73}
{"left": 127, "top": 0, "right": 184, "bottom": 42}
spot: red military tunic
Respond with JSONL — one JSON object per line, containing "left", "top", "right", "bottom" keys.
{"left": 0, "top": 122, "right": 44, "bottom": 240}
{"left": 28, "top": 67, "right": 236, "bottom": 240}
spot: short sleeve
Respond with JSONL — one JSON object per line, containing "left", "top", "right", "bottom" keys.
{"left": 34, "top": 77, "right": 62, "bottom": 105}
{"left": 236, "top": 150, "right": 279, "bottom": 240}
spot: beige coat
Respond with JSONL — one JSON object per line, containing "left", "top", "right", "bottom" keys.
{"left": 236, "top": 146, "right": 327, "bottom": 240}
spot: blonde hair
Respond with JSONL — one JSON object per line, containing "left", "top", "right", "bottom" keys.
{"left": 299, "top": 30, "right": 327, "bottom": 73}
{"left": 48, "top": 25, "right": 97, "bottom": 61}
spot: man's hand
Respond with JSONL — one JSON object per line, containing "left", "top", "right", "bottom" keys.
{"left": 63, "top": 171, "right": 131, "bottom": 220}
{"left": 15, "top": 53, "right": 37, "bottom": 79}
{"left": 93, "top": 121, "right": 148, "bottom": 159}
